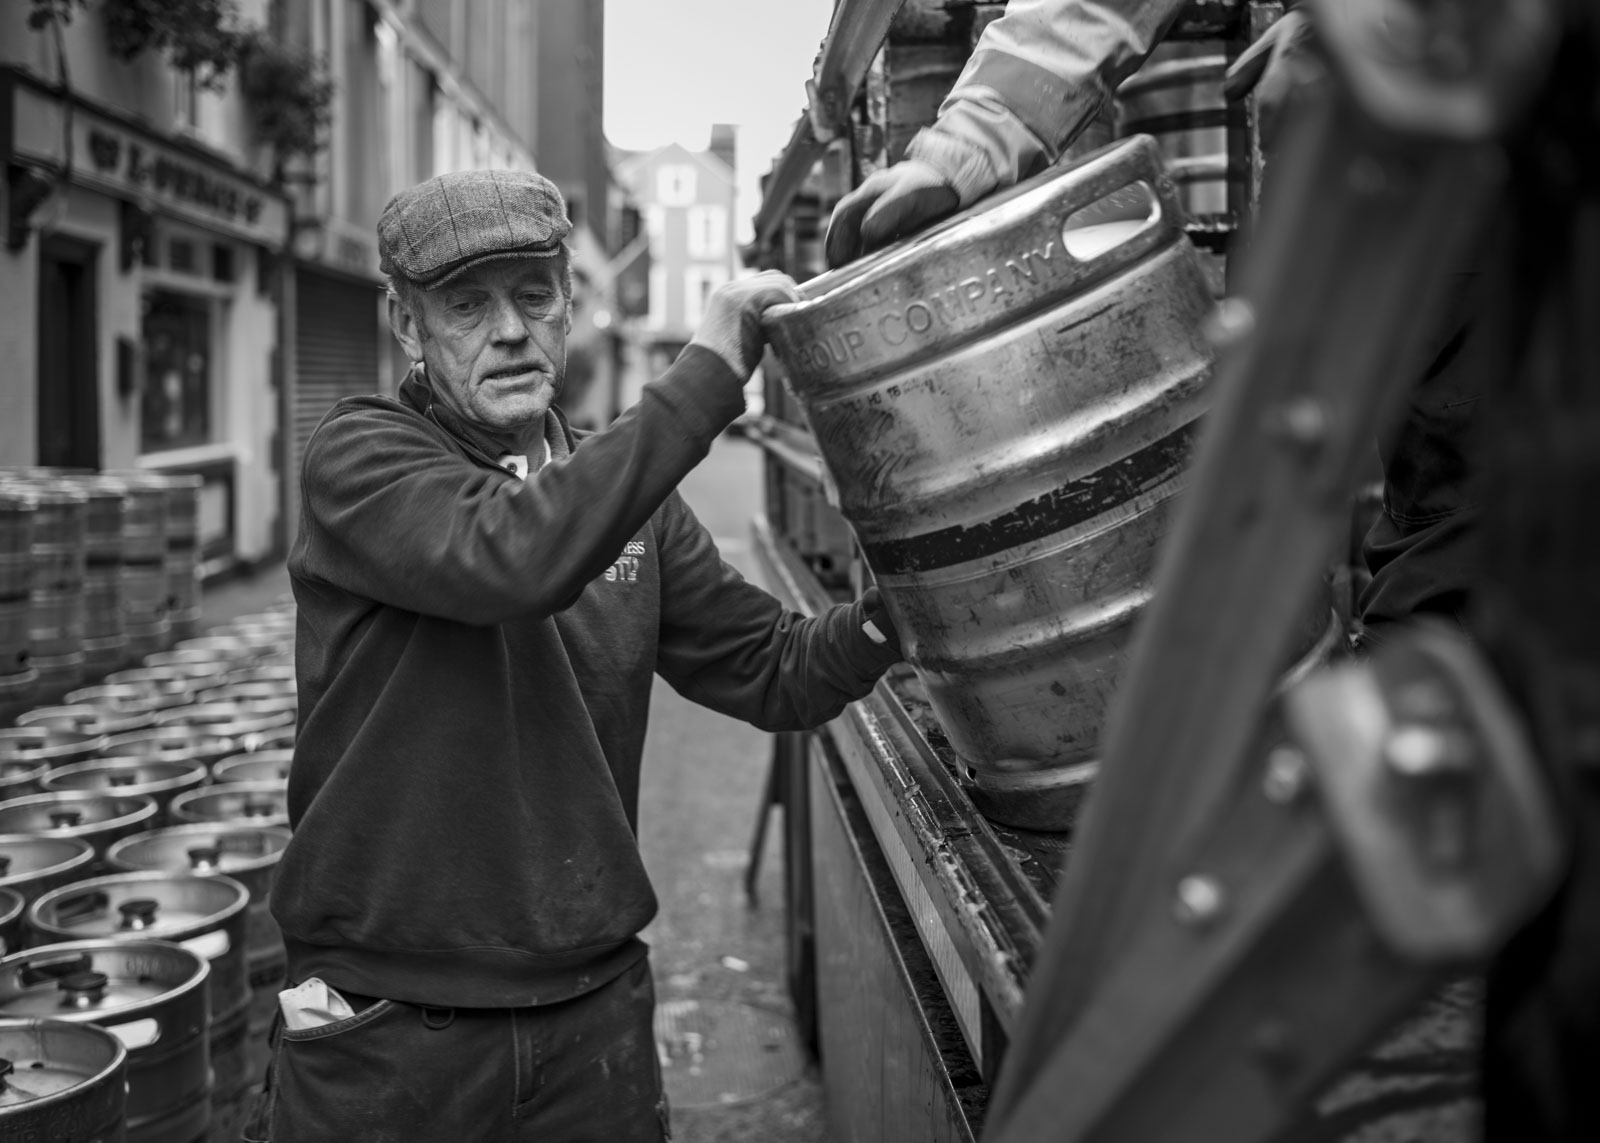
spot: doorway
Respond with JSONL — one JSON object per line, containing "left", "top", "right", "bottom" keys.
{"left": 36, "top": 235, "right": 102, "bottom": 469}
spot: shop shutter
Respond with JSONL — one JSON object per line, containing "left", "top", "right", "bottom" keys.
{"left": 293, "top": 270, "right": 383, "bottom": 473}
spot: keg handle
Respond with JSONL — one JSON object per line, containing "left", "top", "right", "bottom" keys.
{"left": 59, "top": 970, "right": 109, "bottom": 1009}
{"left": 187, "top": 846, "right": 221, "bottom": 872}
{"left": 20, "top": 952, "right": 94, "bottom": 986}
{"left": 117, "top": 898, "right": 160, "bottom": 930}
{"left": 242, "top": 800, "right": 275, "bottom": 818}
{"left": 49, "top": 810, "right": 83, "bottom": 829}
{"left": 109, "top": 774, "right": 137, "bottom": 787}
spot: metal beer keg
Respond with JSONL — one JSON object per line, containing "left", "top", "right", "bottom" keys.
{"left": 107, "top": 823, "right": 291, "bottom": 1089}
{"left": 0, "top": 940, "right": 210, "bottom": 1143}
{"left": 0, "top": 792, "right": 159, "bottom": 866}
{"left": 28, "top": 871, "right": 251, "bottom": 1106}
{"left": 765, "top": 136, "right": 1329, "bottom": 828}
{"left": 0, "top": 835, "right": 96, "bottom": 908}
{"left": 170, "top": 782, "right": 290, "bottom": 829}
{"left": 0, "top": 1017, "right": 127, "bottom": 1143}
{"left": 42, "top": 759, "right": 208, "bottom": 824}
{"left": 211, "top": 750, "right": 293, "bottom": 787}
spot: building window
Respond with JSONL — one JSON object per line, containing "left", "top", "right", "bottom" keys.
{"left": 173, "top": 69, "right": 199, "bottom": 132}
{"left": 683, "top": 265, "right": 728, "bottom": 329}
{"left": 656, "top": 165, "right": 695, "bottom": 207}
{"left": 141, "top": 291, "right": 215, "bottom": 452}
{"left": 686, "top": 205, "right": 726, "bottom": 259}
{"left": 647, "top": 265, "right": 667, "bottom": 330}
{"left": 645, "top": 205, "right": 665, "bottom": 245}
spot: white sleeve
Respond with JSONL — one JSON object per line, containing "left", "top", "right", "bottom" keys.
{"left": 907, "top": 0, "right": 1192, "bottom": 205}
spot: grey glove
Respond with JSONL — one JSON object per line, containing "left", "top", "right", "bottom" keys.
{"left": 824, "top": 159, "right": 960, "bottom": 269}
{"left": 689, "top": 270, "right": 801, "bottom": 380}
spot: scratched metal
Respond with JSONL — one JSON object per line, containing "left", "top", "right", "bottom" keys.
{"left": 764, "top": 137, "right": 1218, "bottom": 829}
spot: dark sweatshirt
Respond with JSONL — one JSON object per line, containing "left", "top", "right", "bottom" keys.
{"left": 277, "top": 345, "right": 898, "bottom": 1007}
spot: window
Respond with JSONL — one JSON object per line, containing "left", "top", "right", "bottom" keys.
{"left": 647, "top": 265, "right": 667, "bottom": 330}
{"left": 645, "top": 205, "right": 665, "bottom": 245}
{"left": 686, "top": 205, "right": 726, "bottom": 259}
{"left": 141, "top": 291, "right": 215, "bottom": 452}
{"left": 683, "top": 265, "right": 729, "bottom": 328}
{"left": 656, "top": 164, "right": 695, "bottom": 207}
{"left": 173, "top": 69, "right": 199, "bottom": 132}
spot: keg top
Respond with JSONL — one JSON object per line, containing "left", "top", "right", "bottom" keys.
{"left": 30, "top": 872, "right": 249, "bottom": 942}
{"left": 762, "top": 135, "right": 1184, "bottom": 392}
{"left": 0, "top": 1018, "right": 125, "bottom": 1106}
{"left": 0, "top": 835, "right": 95, "bottom": 884}
{"left": 0, "top": 887, "right": 22, "bottom": 927}
{"left": 15, "top": 705, "right": 153, "bottom": 737}
{"left": 0, "top": 728, "right": 107, "bottom": 766}
{"left": 171, "top": 782, "right": 290, "bottom": 827}
{"left": 97, "top": 725, "right": 241, "bottom": 765}
{"left": 212, "top": 751, "right": 293, "bottom": 785}
{"left": 0, "top": 940, "right": 207, "bottom": 1021}
{"left": 43, "top": 758, "right": 207, "bottom": 797}
{"left": 0, "top": 792, "right": 158, "bottom": 837}
{"left": 109, "top": 824, "right": 291, "bottom": 877}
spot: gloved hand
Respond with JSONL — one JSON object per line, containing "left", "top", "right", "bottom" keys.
{"left": 824, "top": 159, "right": 960, "bottom": 269}
{"left": 689, "top": 270, "right": 801, "bottom": 380}
{"left": 859, "top": 585, "right": 904, "bottom": 659}
{"left": 1222, "top": 9, "right": 1321, "bottom": 149}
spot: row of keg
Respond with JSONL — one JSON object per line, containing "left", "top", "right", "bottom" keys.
{"left": 0, "top": 602, "right": 295, "bottom": 1143}
{"left": 0, "top": 468, "right": 206, "bottom": 723}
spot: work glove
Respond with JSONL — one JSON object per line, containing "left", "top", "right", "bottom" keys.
{"left": 824, "top": 159, "right": 960, "bottom": 269}
{"left": 689, "top": 270, "right": 801, "bottom": 381}
{"left": 1223, "top": 9, "right": 1321, "bottom": 149}
{"left": 859, "top": 585, "right": 904, "bottom": 659}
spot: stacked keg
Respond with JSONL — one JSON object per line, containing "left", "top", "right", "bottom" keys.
{"left": 109, "top": 475, "right": 173, "bottom": 661}
{"left": 17, "top": 479, "right": 89, "bottom": 700}
{"left": 69, "top": 477, "right": 132, "bottom": 679}
{"left": 0, "top": 489, "right": 36, "bottom": 721}
{"left": 0, "top": 590, "right": 296, "bottom": 1142}
{"left": 162, "top": 475, "right": 205, "bottom": 640}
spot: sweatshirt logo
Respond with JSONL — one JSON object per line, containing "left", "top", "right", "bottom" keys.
{"left": 606, "top": 540, "right": 647, "bottom": 583}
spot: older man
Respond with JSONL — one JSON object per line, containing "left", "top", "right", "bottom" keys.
{"left": 247, "top": 169, "right": 901, "bottom": 1142}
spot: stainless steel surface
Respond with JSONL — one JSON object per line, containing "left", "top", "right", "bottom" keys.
{"left": 0, "top": 836, "right": 97, "bottom": 907}
{"left": 211, "top": 750, "right": 292, "bottom": 787}
{"left": 764, "top": 137, "right": 1218, "bottom": 828}
{"left": 0, "top": 1017, "right": 127, "bottom": 1141}
{"left": 0, "top": 939, "right": 209, "bottom": 1143}
{"left": 170, "top": 782, "right": 290, "bottom": 829}
{"left": 107, "top": 823, "right": 289, "bottom": 988}
{"left": 42, "top": 759, "right": 208, "bottom": 824}
{"left": 97, "top": 726, "right": 253, "bottom": 771}
{"left": 16, "top": 704, "right": 152, "bottom": 737}
{"left": 0, "top": 793, "right": 159, "bottom": 862}
{"left": 28, "top": 872, "right": 251, "bottom": 1033}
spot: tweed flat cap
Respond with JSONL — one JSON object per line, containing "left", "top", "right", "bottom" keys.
{"left": 378, "top": 169, "right": 572, "bottom": 288}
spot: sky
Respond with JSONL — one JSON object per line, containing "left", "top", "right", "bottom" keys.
{"left": 603, "top": 0, "right": 837, "bottom": 248}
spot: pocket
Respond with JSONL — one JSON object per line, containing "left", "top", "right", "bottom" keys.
{"left": 280, "top": 998, "right": 397, "bottom": 1043}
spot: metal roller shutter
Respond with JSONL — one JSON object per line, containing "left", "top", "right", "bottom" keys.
{"left": 293, "top": 270, "right": 382, "bottom": 473}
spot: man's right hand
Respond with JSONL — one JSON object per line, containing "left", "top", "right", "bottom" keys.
{"left": 690, "top": 270, "right": 801, "bottom": 380}
{"left": 824, "top": 160, "right": 960, "bottom": 269}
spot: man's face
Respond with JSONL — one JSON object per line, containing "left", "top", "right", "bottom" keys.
{"left": 390, "top": 258, "right": 570, "bottom": 439}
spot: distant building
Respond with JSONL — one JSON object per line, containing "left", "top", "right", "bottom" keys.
{"left": 614, "top": 128, "right": 739, "bottom": 379}
{"left": 0, "top": 0, "right": 292, "bottom": 570}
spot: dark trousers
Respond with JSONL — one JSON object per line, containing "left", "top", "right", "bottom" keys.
{"left": 243, "top": 957, "right": 669, "bottom": 1142}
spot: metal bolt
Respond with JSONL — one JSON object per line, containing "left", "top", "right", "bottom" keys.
{"left": 1263, "top": 745, "right": 1310, "bottom": 805}
{"left": 1383, "top": 724, "right": 1473, "bottom": 778}
{"left": 1203, "top": 297, "right": 1256, "bottom": 348}
{"left": 1174, "top": 875, "right": 1226, "bottom": 927}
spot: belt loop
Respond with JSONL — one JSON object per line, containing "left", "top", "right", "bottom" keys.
{"left": 422, "top": 1006, "right": 455, "bottom": 1030}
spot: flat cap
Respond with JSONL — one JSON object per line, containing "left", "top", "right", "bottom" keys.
{"left": 378, "top": 169, "right": 572, "bottom": 289}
